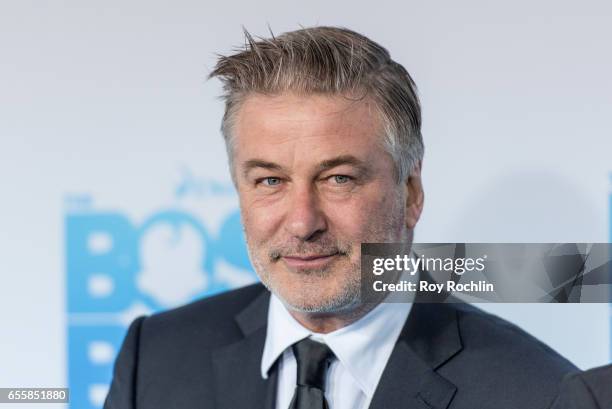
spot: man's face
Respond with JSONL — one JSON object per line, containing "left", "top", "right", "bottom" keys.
{"left": 233, "top": 93, "right": 421, "bottom": 313}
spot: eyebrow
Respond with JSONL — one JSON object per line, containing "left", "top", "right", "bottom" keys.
{"left": 242, "top": 159, "right": 283, "bottom": 179}
{"left": 316, "top": 155, "right": 369, "bottom": 174}
{"left": 241, "top": 155, "right": 370, "bottom": 179}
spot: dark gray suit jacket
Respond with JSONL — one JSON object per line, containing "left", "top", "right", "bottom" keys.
{"left": 104, "top": 283, "right": 576, "bottom": 409}
{"left": 549, "top": 364, "right": 612, "bottom": 409}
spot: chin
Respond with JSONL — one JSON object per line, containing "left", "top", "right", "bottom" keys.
{"left": 254, "top": 260, "right": 362, "bottom": 313}
{"left": 276, "top": 282, "right": 361, "bottom": 314}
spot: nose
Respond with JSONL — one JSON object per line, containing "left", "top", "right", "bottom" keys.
{"left": 284, "top": 184, "right": 327, "bottom": 241}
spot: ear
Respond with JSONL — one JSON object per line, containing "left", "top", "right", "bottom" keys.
{"left": 404, "top": 161, "right": 424, "bottom": 230}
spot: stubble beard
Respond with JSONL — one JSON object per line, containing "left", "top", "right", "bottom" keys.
{"left": 245, "top": 194, "right": 407, "bottom": 314}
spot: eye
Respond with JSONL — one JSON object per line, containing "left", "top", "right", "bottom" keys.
{"left": 259, "top": 177, "right": 282, "bottom": 186}
{"left": 331, "top": 175, "right": 352, "bottom": 184}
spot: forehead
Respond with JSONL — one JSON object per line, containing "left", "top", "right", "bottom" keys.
{"left": 233, "top": 93, "right": 384, "bottom": 162}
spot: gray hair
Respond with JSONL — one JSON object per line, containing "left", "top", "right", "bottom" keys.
{"left": 209, "top": 26, "right": 424, "bottom": 183}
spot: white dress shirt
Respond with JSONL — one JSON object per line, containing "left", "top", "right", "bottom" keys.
{"left": 261, "top": 294, "right": 412, "bottom": 409}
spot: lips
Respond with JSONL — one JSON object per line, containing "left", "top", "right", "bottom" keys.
{"left": 281, "top": 252, "right": 340, "bottom": 269}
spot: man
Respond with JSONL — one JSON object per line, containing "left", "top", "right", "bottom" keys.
{"left": 549, "top": 364, "right": 612, "bottom": 409}
{"left": 104, "top": 26, "right": 576, "bottom": 409}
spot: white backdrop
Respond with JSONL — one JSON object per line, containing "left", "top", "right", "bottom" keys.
{"left": 1, "top": 1, "right": 611, "bottom": 408}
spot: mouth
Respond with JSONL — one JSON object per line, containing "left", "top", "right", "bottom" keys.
{"left": 281, "top": 252, "right": 340, "bottom": 270}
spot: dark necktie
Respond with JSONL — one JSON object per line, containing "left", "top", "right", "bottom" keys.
{"left": 288, "top": 338, "right": 335, "bottom": 409}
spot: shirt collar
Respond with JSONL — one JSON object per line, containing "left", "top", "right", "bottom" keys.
{"left": 260, "top": 294, "right": 312, "bottom": 379}
{"left": 261, "top": 293, "right": 412, "bottom": 398}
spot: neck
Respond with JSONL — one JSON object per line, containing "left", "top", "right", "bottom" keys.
{"left": 288, "top": 302, "right": 378, "bottom": 333}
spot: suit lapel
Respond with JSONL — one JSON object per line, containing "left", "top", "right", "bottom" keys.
{"left": 211, "top": 287, "right": 463, "bottom": 409}
{"left": 369, "top": 302, "right": 462, "bottom": 409}
{"left": 212, "top": 289, "right": 278, "bottom": 409}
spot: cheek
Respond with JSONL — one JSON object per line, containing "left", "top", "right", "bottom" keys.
{"left": 240, "top": 198, "right": 281, "bottom": 242}
{"left": 326, "top": 191, "right": 402, "bottom": 235}
{"left": 325, "top": 200, "right": 378, "bottom": 235}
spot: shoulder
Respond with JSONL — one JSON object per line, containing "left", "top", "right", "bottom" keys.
{"left": 454, "top": 303, "right": 568, "bottom": 359}
{"left": 440, "top": 303, "right": 577, "bottom": 407}
{"left": 453, "top": 303, "right": 576, "bottom": 371}
{"left": 139, "top": 283, "right": 269, "bottom": 349}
